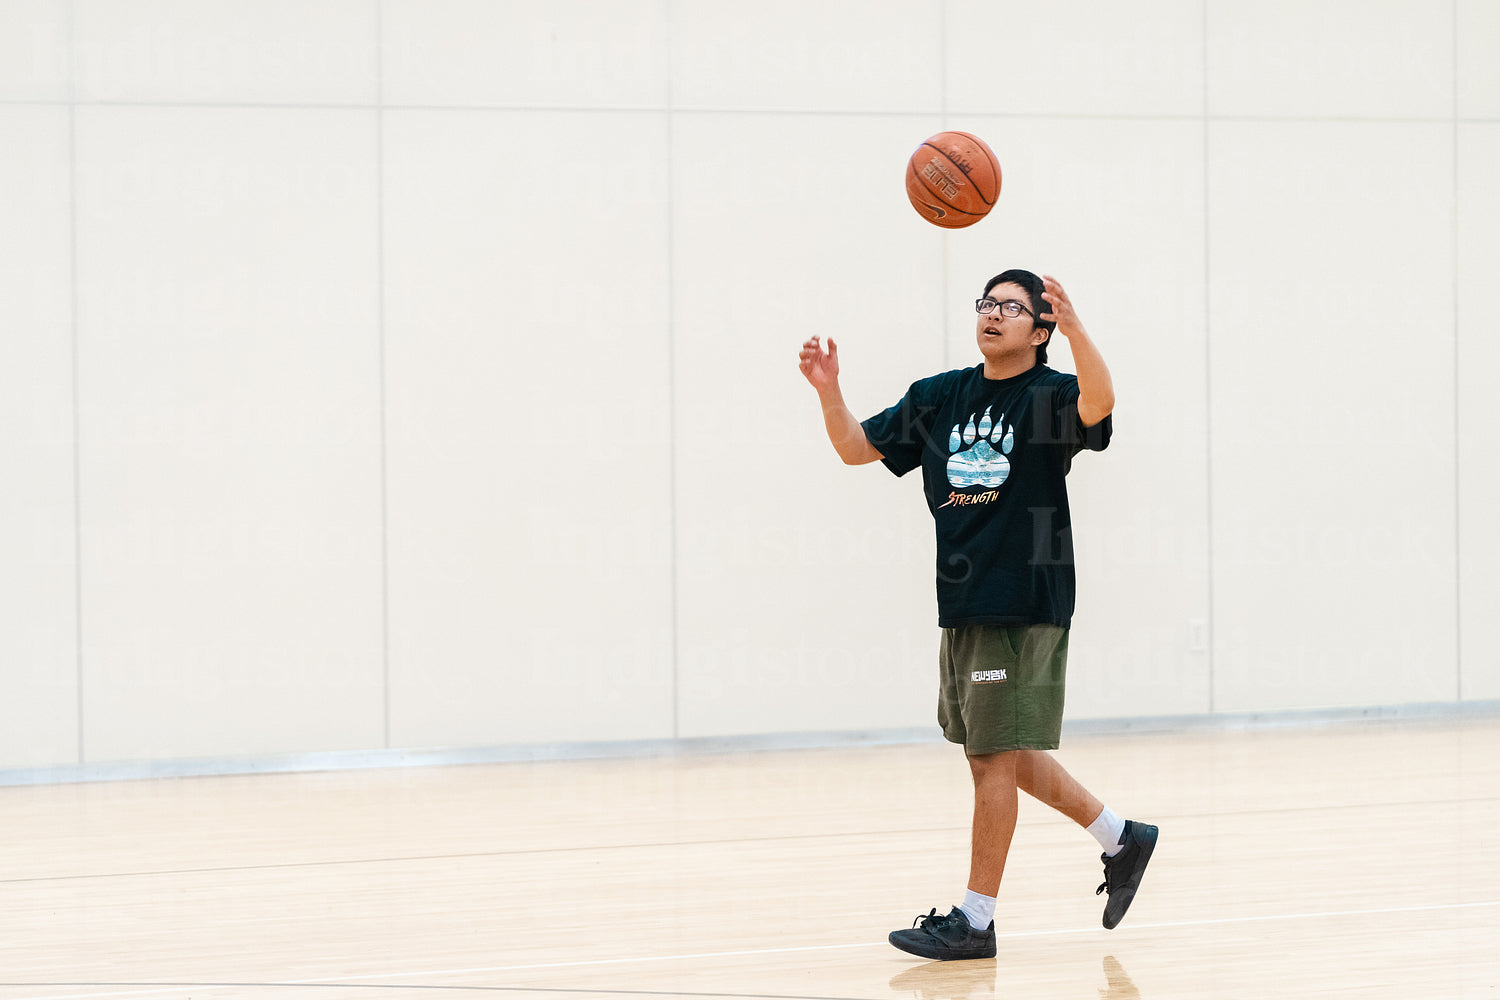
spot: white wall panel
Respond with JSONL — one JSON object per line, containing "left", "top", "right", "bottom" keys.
{"left": 943, "top": 117, "right": 1212, "bottom": 720}
{"left": 0, "top": 0, "right": 70, "bottom": 102}
{"left": 671, "top": 0, "right": 941, "bottom": 112}
{"left": 1458, "top": 0, "right": 1500, "bottom": 119}
{"left": 672, "top": 112, "right": 945, "bottom": 739}
{"left": 947, "top": 0, "right": 1202, "bottom": 117}
{"left": 1209, "top": 121, "right": 1456, "bottom": 712}
{"left": 1206, "top": 0, "right": 1452, "bottom": 119}
{"left": 1458, "top": 124, "right": 1500, "bottom": 701}
{"left": 74, "top": 107, "right": 385, "bottom": 762}
{"left": 73, "top": 0, "right": 377, "bottom": 105}
{"left": 382, "top": 110, "right": 674, "bottom": 748}
{"left": 0, "top": 107, "right": 78, "bottom": 769}
{"left": 3, "top": 1, "right": 1493, "bottom": 780}
{"left": 382, "top": 0, "right": 668, "bottom": 109}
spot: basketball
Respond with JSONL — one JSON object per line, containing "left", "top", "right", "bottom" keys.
{"left": 905, "top": 131, "right": 1002, "bottom": 229}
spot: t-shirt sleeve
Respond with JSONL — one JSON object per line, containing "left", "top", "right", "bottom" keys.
{"left": 860, "top": 382, "right": 934, "bottom": 477}
{"left": 1054, "top": 376, "right": 1112, "bottom": 455}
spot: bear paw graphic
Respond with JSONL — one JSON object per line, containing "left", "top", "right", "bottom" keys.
{"left": 946, "top": 406, "right": 1014, "bottom": 488}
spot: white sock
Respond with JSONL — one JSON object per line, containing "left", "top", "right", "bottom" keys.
{"left": 959, "top": 889, "right": 995, "bottom": 931}
{"left": 1087, "top": 806, "right": 1127, "bottom": 856}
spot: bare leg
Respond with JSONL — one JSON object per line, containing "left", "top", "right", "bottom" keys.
{"left": 966, "top": 751, "right": 1019, "bottom": 895}
{"left": 1015, "top": 749, "right": 1104, "bottom": 827}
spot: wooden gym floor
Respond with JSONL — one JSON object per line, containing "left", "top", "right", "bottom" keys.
{"left": 1, "top": 715, "right": 1497, "bottom": 999}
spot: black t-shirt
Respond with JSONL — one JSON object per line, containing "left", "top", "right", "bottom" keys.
{"left": 861, "top": 364, "right": 1111, "bottom": 628}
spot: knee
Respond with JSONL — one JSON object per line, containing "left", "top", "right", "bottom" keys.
{"left": 1012, "top": 748, "right": 1040, "bottom": 783}
{"left": 967, "top": 750, "right": 1017, "bottom": 783}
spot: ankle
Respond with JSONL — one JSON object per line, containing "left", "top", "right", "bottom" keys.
{"left": 959, "top": 889, "right": 996, "bottom": 932}
{"left": 1086, "top": 806, "right": 1127, "bottom": 856}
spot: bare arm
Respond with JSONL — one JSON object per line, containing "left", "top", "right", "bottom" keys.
{"left": 797, "top": 336, "right": 884, "bottom": 465}
{"left": 815, "top": 384, "right": 884, "bottom": 466}
{"left": 1041, "top": 275, "right": 1115, "bottom": 427}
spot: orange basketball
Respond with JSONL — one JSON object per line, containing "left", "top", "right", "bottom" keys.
{"left": 905, "top": 131, "right": 1002, "bottom": 229}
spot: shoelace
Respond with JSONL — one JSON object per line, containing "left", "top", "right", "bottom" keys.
{"left": 1096, "top": 857, "right": 1120, "bottom": 896}
{"left": 911, "top": 907, "right": 953, "bottom": 930}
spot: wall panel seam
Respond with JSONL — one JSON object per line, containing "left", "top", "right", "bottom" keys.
{"left": 10, "top": 100, "right": 1494, "bottom": 124}
{"left": 1452, "top": 0, "right": 1462, "bottom": 702}
{"left": 666, "top": 0, "right": 680, "bottom": 740}
{"left": 67, "top": 0, "right": 85, "bottom": 766}
{"left": 1202, "top": 0, "right": 1215, "bottom": 715}
{"left": 376, "top": 0, "right": 392, "bottom": 745}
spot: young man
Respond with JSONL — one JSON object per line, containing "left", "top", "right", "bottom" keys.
{"left": 796, "top": 270, "right": 1157, "bottom": 961}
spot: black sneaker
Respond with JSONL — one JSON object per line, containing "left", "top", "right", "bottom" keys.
{"left": 888, "top": 907, "right": 996, "bottom": 961}
{"left": 1096, "top": 820, "right": 1158, "bottom": 929}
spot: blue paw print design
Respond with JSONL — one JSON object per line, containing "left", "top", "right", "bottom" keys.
{"left": 946, "top": 406, "right": 1014, "bottom": 488}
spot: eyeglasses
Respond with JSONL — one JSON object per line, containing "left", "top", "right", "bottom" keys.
{"left": 975, "top": 297, "right": 1034, "bottom": 319}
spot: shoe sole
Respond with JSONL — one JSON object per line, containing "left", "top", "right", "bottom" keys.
{"left": 1103, "top": 824, "right": 1158, "bottom": 930}
{"left": 887, "top": 932, "right": 996, "bottom": 961}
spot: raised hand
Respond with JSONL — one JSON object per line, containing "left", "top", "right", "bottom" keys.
{"left": 797, "top": 334, "right": 881, "bottom": 464}
{"left": 1040, "top": 274, "right": 1086, "bottom": 340}
{"left": 1041, "top": 274, "right": 1114, "bottom": 424}
{"left": 798, "top": 335, "right": 841, "bottom": 393}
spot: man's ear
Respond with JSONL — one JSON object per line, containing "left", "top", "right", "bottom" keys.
{"left": 1032, "top": 326, "right": 1052, "bottom": 347}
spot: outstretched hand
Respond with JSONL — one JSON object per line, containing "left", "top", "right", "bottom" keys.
{"left": 798, "top": 335, "right": 840, "bottom": 393}
{"left": 1040, "top": 274, "right": 1086, "bottom": 340}
{"left": 1041, "top": 273, "right": 1114, "bottom": 424}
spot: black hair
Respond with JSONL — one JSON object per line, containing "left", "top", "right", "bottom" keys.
{"left": 983, "top": 268, "right": 1054, "bottom": 365}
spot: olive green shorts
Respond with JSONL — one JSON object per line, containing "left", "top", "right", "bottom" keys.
{"left": 938, "top": 624, "right": 1069, "bottom": 755}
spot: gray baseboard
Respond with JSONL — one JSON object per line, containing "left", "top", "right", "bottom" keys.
{"left": 3, "top": 699, "right": 1497, "bottom": 788}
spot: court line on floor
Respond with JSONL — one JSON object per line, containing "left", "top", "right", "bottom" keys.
{"left": 8, "top": 794, "right": 1498, "bottom": 887}
{"left": 7, "top": 899, "right": 1496, "bottom": 1000}
{"left": 0, "top": 945, "right": 878, "bottom": 1000}
{"left": 295, "top": 898, "right": 1500, "bottom": 981}
{"left": 0, "top": 986, "right": 866, "bottom": 1000}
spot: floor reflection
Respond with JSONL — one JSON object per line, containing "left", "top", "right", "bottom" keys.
{"left": 887, "top": 954, "right": 1139, "bottom": 1000}
{"left": 1098, "top": 956, "right": 1139, "bottom": 999}
{"left": 887, "top": 957, "right": 997, "bottom": 1000}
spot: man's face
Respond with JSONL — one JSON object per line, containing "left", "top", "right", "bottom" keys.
{"left": 975, "top": 282, "right": 1045, "bottom": 367}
